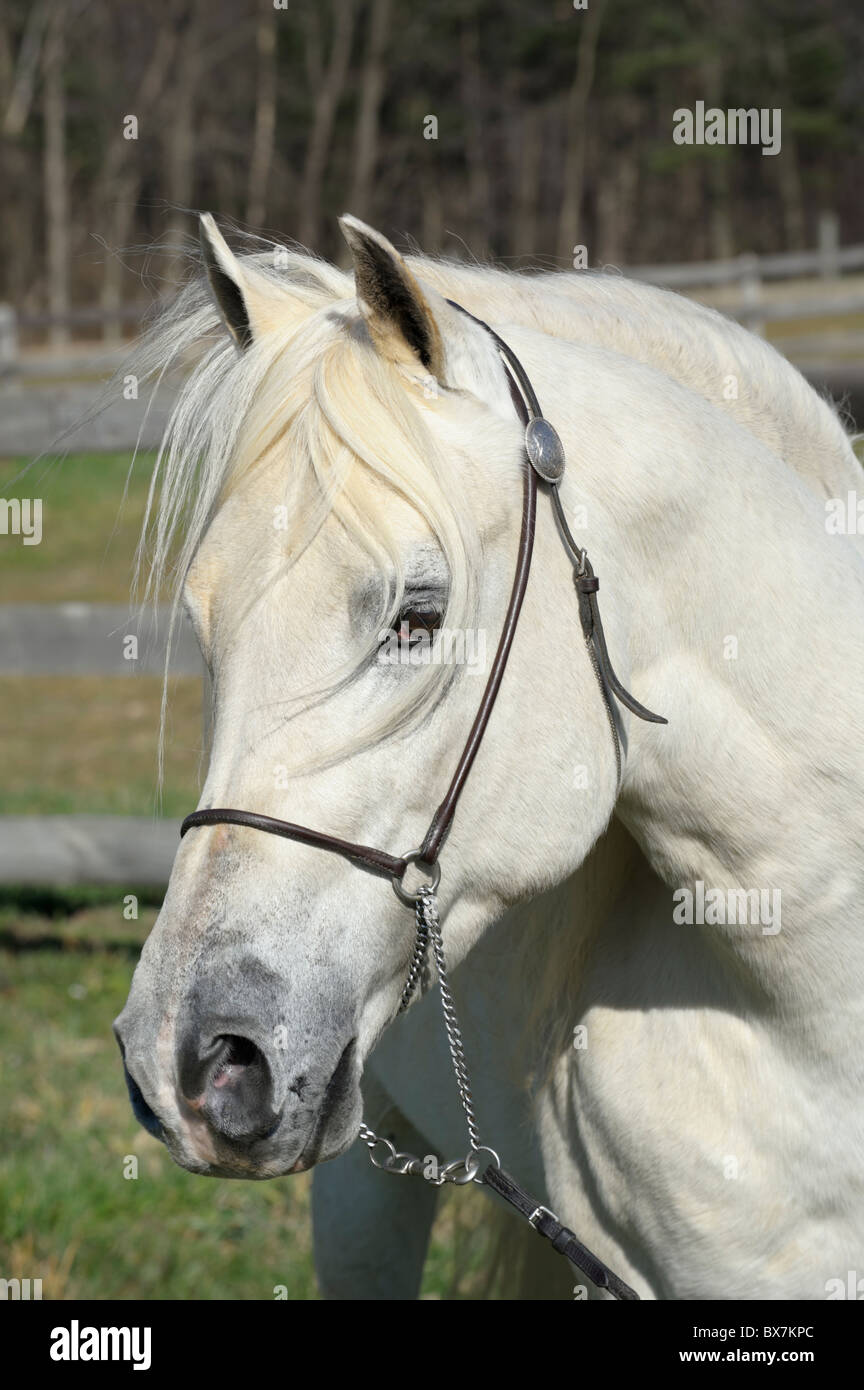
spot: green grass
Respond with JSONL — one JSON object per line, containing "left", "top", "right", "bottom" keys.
{"left": 0, "top": 942, "right": 316, "bottom": 1300}
{"left": 0, "top": 892, "right": 495, "bottom": 1300}
{"left": 0, "top": 675, "right": 202, "bottom": 817}
{"left": 0, "top": 450, "right": 198, "bottom": 816}
{"left": 0, "top": 452, "right": 155, "bottom": 602}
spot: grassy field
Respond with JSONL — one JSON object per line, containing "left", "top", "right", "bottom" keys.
{"left": 0, "top": 452, "right": 155, "bottom": 603}
{"left": 0, "top": 451, "right": 202, "bottom": 818}
{"left": 0, "top": 675, "right": 202, "bottom": 817}
{"left": 0, "top": 891, "right": 498, "bottom": 1300}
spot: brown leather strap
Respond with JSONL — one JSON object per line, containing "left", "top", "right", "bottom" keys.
{"left": 180, "top": 808, "right": 407, "bottom": 880}
{"left": 575, "top": 555, "right": 667, "bottom": 725}
{"left": 420, "top": 454, "right": 536, "bottom": 864}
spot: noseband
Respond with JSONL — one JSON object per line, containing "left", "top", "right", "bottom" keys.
{"left": 179, "top": 303, "right": 667, "bottom": 1301}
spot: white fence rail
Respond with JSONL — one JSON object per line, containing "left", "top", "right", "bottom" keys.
{"left": 628, "top": 245, "right": 864, "bottom": 290}
{"left": 0, "top": 604, "right": 202, "bottom": 676}
{"left": 627, "top": 212, "right": 856, "bottom": 286}
{"left": 0, "top": 816, "right": 179, "bottom": 886}
{"left": 0, "top": 604, "right": 203, "bottom": 887}
{"left": 624, "top": 214, "right": 864, "bottom": 337}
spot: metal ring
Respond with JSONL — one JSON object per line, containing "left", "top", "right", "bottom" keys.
{"left": 470, "top": 1145, "right": 502, "bottom": 1183}
{"left": 439, "top": 1151, "right": 482, "bottom": 1186}
{"left": 365, "top": 1136, "right": 398, "bottom": 1170}
{"left": 392, "top": 849, "right": 441, "bottom": 906}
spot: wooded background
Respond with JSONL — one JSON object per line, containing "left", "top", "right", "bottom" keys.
{"left": 0, "top": 0, "right": 862, "bottom": 327}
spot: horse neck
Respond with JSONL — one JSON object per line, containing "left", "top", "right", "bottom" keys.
{"left": 456, "top": 820, "right": 643, "bottom": 1082}
{"left": 521, "top": 331, "right": 864, "bottom": 1021}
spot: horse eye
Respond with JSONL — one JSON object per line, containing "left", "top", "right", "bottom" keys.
{"left": 397, "top": 605, "right": 442, "bottom": 639}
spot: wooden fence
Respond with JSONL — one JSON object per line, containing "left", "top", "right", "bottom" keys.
{"left": 625, "top": 214, "right": 864, "bottom": 337}
{"left": 0, "top": 604, "right": 203, "bottom": 887}
{"left": 2, "top": 215, "right": 864, "bottom": 366}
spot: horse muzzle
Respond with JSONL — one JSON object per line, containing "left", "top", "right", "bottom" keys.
{"left": 114, "top": 992, "right": 363, "bottom": 1178}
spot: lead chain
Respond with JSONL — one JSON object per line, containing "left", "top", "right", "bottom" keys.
{"left": 358, "top": 887, "right": 491, "bottom": 1185}
{"left": 421, "top": 888, "right": 481, "bottom": 1151}
{"left": 396, "top": 893, "right": 431, "bottom": 1014}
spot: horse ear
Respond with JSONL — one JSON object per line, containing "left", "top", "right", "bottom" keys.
{"left": 338, "top": 214, "right": 445, "bottom": 378}
{"left": 200, "top": 213, "right": 305, "bottom": 349}
{"left": 199, "top": 214, "right": 256, "bottom": 348}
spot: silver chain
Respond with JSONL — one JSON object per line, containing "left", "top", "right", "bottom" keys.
{"left": 423, "top": 889, "right": 481, "bottom": 1150}
{"left": 396, "top": 892, "right": 431, "bottom": 1014}
{"left": 358, "top": 887, "right": 498, "bottom": 1186}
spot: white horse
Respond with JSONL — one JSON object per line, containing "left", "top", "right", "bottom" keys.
{"left": 115, "top": 211, "right": 864, "bottom": 1300}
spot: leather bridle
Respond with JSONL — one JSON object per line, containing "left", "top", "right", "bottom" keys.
{"left": 178, "top": 302, "right": 666, "bottom": 1301}
{"left": 181, "top": 302, "right": 665, "bottom": 889}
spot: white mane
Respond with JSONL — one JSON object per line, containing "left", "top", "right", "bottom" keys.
{"left": 130, "top": 245, "right": 482, "bottom": 775}
{"left": 406, "top": 256, "right": 861, "bottom": 502}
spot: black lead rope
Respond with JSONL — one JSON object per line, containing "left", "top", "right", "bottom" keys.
{"left": 362, "top": 893, "right": 643, "bottom": 1302}
{"left": 483, "top": 1165, "right": 641, "bottom": 1301}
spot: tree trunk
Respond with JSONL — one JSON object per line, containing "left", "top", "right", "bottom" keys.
{"left": 767, "top": 39, "right": 805, "bottom": 249}
{"left": 596, "top": 125, "right": 638, "bottom": 267}
{"left": 163, "top": 0, "right": 208, "bottom": 289}
{"left": 2, "top": 0, "right": 50, "bottom": 137}
{"left": 99, "top": 175, "right": 142, "bottom": 345}
{"left": 246, "top": 0, "right": 278, "bottom": 230}
{"left": 513, "top": 105, "right": 542, "bottom": 260}
{"left": 99, "top": 27, "right": 178, "bottom": 342}
{"left": 421, "top": 164, "right": 444, "bottom": 254}
{"left": 0, "top": 3, "right": 36, "bottom": 300}
{"left": 348, "top": 0, "right": 391, "bottom": 222}
{"left": 556, "top": 0, "right": 607, "bottom": 262}
{"left": 701, "top": 52, "right": 734, "bottom": 260}
{"left": 42, "top": 6, "right": 69, "bottom": 347}
{"left": 298, "top": 0, "right": 356, "bottom": 249}
{"left": 460, "top": 22, "right": 491, "bottom": 259}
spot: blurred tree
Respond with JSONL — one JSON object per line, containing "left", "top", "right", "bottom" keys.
{"left": 298, "top": 0, "right": 357, "bottom": 248}
{"left": 42, "top": 3, "right": 68, "bottom": 346}
{"left": 348, "top": 0, "right": 392, "bottom": 223}
{"left": 0, "top": 0, "right": 861, "bottom": 322}
{"left": 246, "top": 0, "right": 278, "bottom": 230}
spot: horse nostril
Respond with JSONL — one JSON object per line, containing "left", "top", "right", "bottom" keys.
{"left": 210, "top": 1034, "right": 260, "bottom": 1090}
{"left": 177, "top": 1028, "right": 278, "bottom": 1145}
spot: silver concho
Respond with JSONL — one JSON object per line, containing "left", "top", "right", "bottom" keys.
{"left": 525, "top": 416, "right": 566, "bottom": 483}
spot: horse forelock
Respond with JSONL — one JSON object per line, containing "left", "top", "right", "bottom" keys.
{"left": 127, "top": 243, "right": 497, "bottom": 785}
